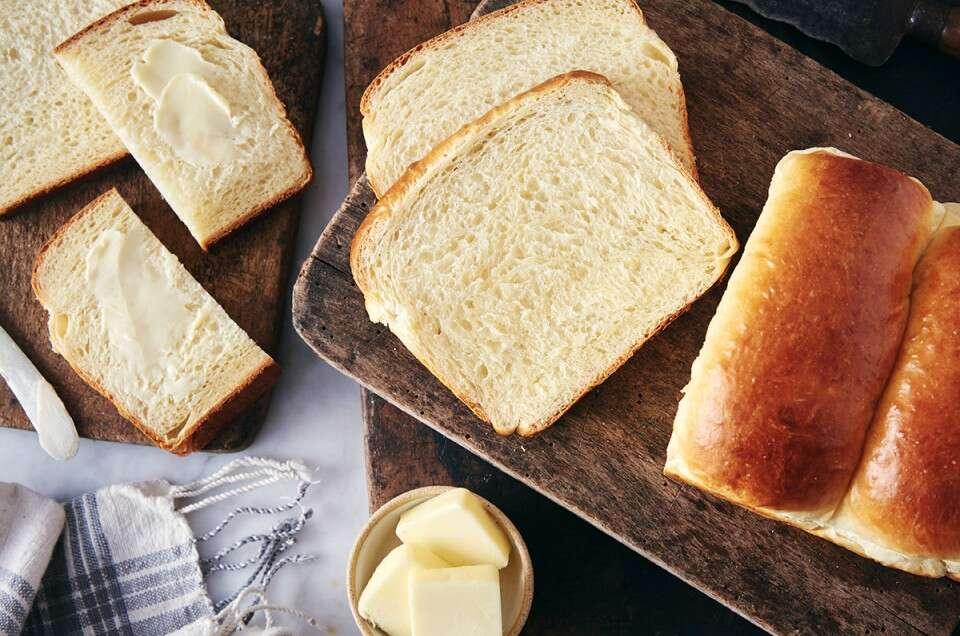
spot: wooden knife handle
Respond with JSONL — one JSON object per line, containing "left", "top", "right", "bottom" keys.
{"left": 941, "top": 8, "right": 960, "bottom": 58}
{"left": 909, "top": 1, "right": 960, "bottom": 60}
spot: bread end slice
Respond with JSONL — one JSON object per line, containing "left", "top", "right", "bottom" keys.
{"left": 33, "top": 188, "right": 280, "bottom": 453}
{"left": 352, "top": 71, "right": 736, "bottom": 437}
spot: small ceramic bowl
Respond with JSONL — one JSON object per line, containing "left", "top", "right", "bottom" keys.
{"left": 347, "top": 485, "right": 534, "bottom": 636}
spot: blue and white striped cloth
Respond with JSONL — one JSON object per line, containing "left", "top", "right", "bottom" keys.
{"left": 0, "top": 458, "right": 316, "bottom": 636}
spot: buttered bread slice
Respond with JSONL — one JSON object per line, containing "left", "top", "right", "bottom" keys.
{"left": 352, "top": 72, "right": 738, "bottom": 436}
{"left": 32, "top": 189, "right": 279, "bottom": 454}
{"left": 362, "top": 0, "right": 695, "bottom": 196}
{"left": 54, "top": 0, "right": 311, "bottom": 249}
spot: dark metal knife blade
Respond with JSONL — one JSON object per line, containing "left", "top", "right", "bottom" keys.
{"left": 731, "top": 0, "right": 960, "bottom": 65}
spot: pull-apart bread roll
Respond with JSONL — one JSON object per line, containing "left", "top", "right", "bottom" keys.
{"left": 54, "top": 0, "right": 312, "bottom": 249}
{"left": 361, "top": 0, "right": 695, "bottom": 196}
{"left": 828, "top": 221, "right": 960, "bottom": 578}
{"left": 352, "top": 72, "right": 737, "bottom": 437}
{"left": 666, "top": 149, "right": 938, "bottom": 524}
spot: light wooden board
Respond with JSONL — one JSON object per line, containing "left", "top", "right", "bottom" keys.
{"left": 0, "top": 0, "right": 325, "bottom": 451}
{"left": 293, "top": 0, "right": 960, "bottom": 631}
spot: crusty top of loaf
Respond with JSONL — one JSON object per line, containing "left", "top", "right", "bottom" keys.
{"left": 668, "top": 149, "right": 934, "bottom": 514}
{"left": 837, "top": 224, "right": 960, "bottom": 558}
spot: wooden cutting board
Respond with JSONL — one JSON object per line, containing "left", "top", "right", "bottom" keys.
{"left": 0, "top": 1, "right": 324, "bottom": 451}
{"left": 344, "top": 2, "right": 756, "bottom": 631}
{"left": 293, "top": 0, "right": 960, "bottom": 632}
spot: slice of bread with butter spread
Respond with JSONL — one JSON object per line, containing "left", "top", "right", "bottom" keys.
{"left": 53, "top": 0, "right": 312, "bottom": 249}
{"left": 0, "top": 0, "right": 130, "bottom": 215}
{"left": 352, "top": 72, "right": 738, "bottom": 436}
{"left": 32, "top": 189, "right": 280, "bottom": 454}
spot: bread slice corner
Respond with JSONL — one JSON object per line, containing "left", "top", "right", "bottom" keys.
{"left": 32, "top": 188, "right": 280, "bottom": 454}
{"left": 352, "top": 71, "right": 737, "bottom": 437}
{"left": 0, "top": 0, "right": 131, "bottom": 216}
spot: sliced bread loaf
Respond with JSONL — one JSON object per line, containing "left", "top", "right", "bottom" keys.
{"left": 351, "top": 72, "right": 738, "bottom": 436}
{"left": 361, "top": 0, "right": 695, "bottom": 197}
{"left": 0, "top": 0, "right": 129, "bottom": 215}
{"left": 54, "top": 0, "right": 311, "bottom": 249}
{"left": 32, "top": 188, "right": 279, "bottom": 454}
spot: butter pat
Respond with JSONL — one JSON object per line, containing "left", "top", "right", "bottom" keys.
{"left": 131, "top": 39, "right": 235, "bottom": 165}
{"left": 409, "top": 565, "right": 502, "bottom": 636}
{"left": 155, "top": 73, "right": 235, "bottom": 165}
{"left": 357, "top": 545, "right": 448, "bottom": 636}
{"left": 132, "top": 39, "right": 218, "bottom": 101}
{"left": 397, "top": 489, "right": 510, "bottom": 568}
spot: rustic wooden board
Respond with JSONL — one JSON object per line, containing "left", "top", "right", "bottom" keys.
{"left": 345, "top": 1, "right": 756, "bottom": 631}
{"left": 364, "top": 395, "right": 759, "bottom": 634}
{"left": 293, "top": 0, "right": 960, "bottom": 632}
{"left": 0, "top": 1, "right": 324, "bottom": 451}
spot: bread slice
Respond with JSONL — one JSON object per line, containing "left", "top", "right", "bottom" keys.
{"left": 361, "top": 0, "right": 695, "bottom": 197}
{"left": 53, "top": 0, "right": 312, "bottom": 249}
{"left": 32, "top": 189, "right": 279, "bottom": 454}
{"left": 0, "top": 0, "right": 129, "bottom": 215}
{"left": 351, "top": 72, "right": 738, "bottom": 436}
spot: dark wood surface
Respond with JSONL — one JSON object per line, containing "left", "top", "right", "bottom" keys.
{"left": 294, "top": 0, "right": 960, "bottom": 632}
{"left": 0, "top": 1, "right": 325, "bottom": 451}
{"left": 345, "top": 2, "right": 758, "bottom": 632}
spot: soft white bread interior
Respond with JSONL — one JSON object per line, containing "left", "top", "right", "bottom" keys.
{"left": 32, "top": 189, "right": 279, "bottom": 454}
{"left": 54, "top": 0, "right": 311, "bottom": 249}
{"left": 0, "top": 0, "right": 129, "bottom": 215}
{"left": 361, "top": 0, "right": 694, "bottom": 196}
{"left": 352, "top": 72, "right": 737, "bottom": 436}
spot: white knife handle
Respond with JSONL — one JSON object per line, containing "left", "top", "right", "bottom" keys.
{"left": 0, "top": 324, "right": 78, "bottom": 460}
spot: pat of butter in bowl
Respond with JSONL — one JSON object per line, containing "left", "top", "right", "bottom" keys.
{"left": 131, "top": 39, "right": 236, "bottom": 165}
{"left": 357, "top": 488, "right": 516, "bottom": 636}
{"left": 397, "top": 487, "right": 511, "bottom": 568}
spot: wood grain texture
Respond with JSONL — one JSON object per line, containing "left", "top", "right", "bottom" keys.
{"left": 342, "top": 4, "right": 755, "bottom": 632}
{"left": 296, "top": 0, "right": 960, "bottom": 632}
{"left": 0, "top": 0, "right": 325, "bottom": 451}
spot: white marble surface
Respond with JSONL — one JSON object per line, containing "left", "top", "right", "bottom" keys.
{"left": 0, "top": 1, "right": 368, "bottom": 632}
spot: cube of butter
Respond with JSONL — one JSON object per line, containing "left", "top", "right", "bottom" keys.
{"left": 358, "top": 544, "right": 448, "bottom": 636}
{"left": 396, "top": 488, "right": 510, "bottom": 568}
{"left": 409, "top": 565, "right": 502, "bottom": 636}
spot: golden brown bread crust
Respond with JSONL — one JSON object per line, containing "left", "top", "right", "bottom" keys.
{"left": 668, "top": 150, "right": 933, "bottom": 513}
{"left": 0, "top": 150, "right": 129, "bottom": 217}
{"left": 843, "top": 226, "right": 960, "bottom": 558}
{"left": 54, "top": 0, "right": 211, "bottom": 55}
{"left": 32, "top": 188, "right": 281, "bottom": 455}
{"left": 352, "top": 71, "right": 735, "bottom": 436}
{"left": 54, "top": 0, "right": 313, "bottom": 250}
{"left": 359, "top": 0, "right": 696, "bottom": 196}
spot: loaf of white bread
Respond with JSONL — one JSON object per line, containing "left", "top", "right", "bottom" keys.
{"left": 666, "top": 148, "right": 960, "bottom": 578}
{"left": 54, "top": 0, "right": 311, "bottom": 249}
{"left": 32, "top": 189, "right": 279, "bottom": 454}
{"left": 0, "top": 0, "right": 129, "bottom": 215}
{"left": 352, "top": 72, "right": 737, "bottom": 436}
{"left": 361, "top": 0, "right": 695, "bottom": 196}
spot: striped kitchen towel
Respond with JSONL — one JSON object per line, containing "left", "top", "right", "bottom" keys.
{"left": 2, "top": 458, "right": 319, "bottom": 636}
{"left": 0, "top": 484, "right": 65, "bottom": 636}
